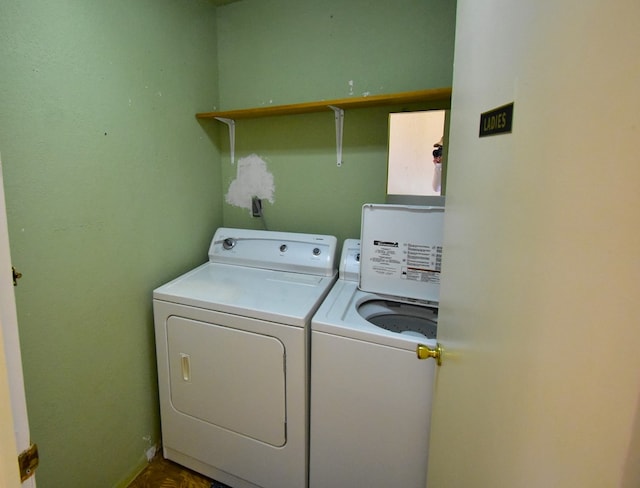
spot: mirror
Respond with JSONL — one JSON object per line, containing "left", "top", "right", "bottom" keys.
{"left": 386, "top": 110, "right": 446, "bottom": 201}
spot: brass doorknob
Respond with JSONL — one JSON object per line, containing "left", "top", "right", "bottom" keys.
{"left": 416, "top": 343, "right": 443, "bottom": 366}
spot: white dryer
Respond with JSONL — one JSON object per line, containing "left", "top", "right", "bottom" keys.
{"left": 309, "top": 204, "right": 444, "bottom": 488}
{"left": 153, "top": 227, "right": 337, "bottom": 488}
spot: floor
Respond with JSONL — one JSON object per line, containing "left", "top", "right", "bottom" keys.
{"left": 127, "top": 455, "right": 230, "bottom": 488}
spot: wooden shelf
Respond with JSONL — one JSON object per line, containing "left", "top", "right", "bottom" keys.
{"left": 196, "top": 87, "right": 452, "bottom": 120}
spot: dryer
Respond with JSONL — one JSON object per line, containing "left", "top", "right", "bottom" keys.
{"left": 154, "top": 228, "right": 337, "bottom": 488}
{"left": 309, "top": 204, "right": 444, "bottom": 488}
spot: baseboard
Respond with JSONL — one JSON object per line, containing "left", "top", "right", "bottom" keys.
{"left": 113, "top": 443, "right": 160, "bottom": 488}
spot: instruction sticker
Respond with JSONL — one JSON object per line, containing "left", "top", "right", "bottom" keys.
{"left": 369, "top": 240, "right": 401, "bottom": 276}
{"left": 369, "top": 240, "right": 442, "bottom": 284}
{"left": 402, "top": 243, "right": 442, "bottom": 284}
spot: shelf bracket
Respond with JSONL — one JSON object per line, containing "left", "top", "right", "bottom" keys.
{"left": 329, "top": 106, "right": 344, "bottom": 167}
{"left": 215, "top": 117, "right": 236, "bottom": 165}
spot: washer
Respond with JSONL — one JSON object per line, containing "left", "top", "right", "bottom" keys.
{"left": 309, "top": 204, "right": 444, "bottom": 488}
{"left": 153, "top": 227, "right": 337, "bottom": 488}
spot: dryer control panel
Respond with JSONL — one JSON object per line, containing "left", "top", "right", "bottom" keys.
{"left": 209, "top": 227, "right": 338, "bottom": 277}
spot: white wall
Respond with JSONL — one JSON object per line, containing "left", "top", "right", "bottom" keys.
{"left": 387, "top": 111, "right": 445, "bottom": 196}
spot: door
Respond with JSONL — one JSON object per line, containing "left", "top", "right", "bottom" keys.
{"left": 166, "top": 316, "right": 286, "bottom": 446}
{"left": 0, "top": 155, "right": 35, "bottom": 487}
{"left": 0, "top": 316, "right": 22, "bottom": 487}
{"left": 427, "top": 2, "right": 640, "bottom": 487}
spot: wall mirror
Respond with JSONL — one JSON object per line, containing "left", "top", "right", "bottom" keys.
{"left": 386, "top": 110, "right": 447, "bottom": 203}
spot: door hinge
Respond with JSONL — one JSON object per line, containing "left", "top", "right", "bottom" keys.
{"left": 12, "top": 266, "right": 22, "bottom": 286}
{"left": 18, "top": 443, "right": 38, "bottom": 481}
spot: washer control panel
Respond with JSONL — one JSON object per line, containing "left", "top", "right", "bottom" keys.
{"left": 339, "top": 239, "right": 361, "bottom": 282}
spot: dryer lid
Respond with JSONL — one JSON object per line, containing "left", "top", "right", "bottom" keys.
{"left": 359, "top": 204, "right": 444, "bottom": 304}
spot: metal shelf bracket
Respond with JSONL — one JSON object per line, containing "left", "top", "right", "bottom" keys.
{"left": 215, "top": 117, "right": 236, "bottom": 165}
{"left": 216, "top": 108, "right": 344, "bottom": 167}
{"left": 329, "top": 106, "right": 344, "bottom": 167}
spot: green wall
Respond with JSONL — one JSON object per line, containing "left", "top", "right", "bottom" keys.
{"left": 216, "top": 0, "right": 456, "bottom": 242}
{"left": 0, "top": 0, "right": 456, "bottom": 486}
{"left": 217, "top": 0, "right": 456, "bottom": 109}
{"left": 0, "top": 1, "right": 221, "bottom": 486}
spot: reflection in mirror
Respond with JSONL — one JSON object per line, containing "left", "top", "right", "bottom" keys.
{"left": 387, "top": 110, "right": 446, "bottom": 197}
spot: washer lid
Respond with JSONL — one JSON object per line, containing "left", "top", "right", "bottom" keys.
{"left": 359, "top": 204, "right": 444, "bottom": 304}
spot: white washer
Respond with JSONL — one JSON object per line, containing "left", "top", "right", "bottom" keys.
{"left": 154, "top": 227, "right": 337, "bottom": 488}
{"left": 310, "top": 204, "right": 444, "bottom": 488}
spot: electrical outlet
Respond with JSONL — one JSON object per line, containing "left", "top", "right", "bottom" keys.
{"left": 251, "top": 196, "right": 262, "bottom": 217}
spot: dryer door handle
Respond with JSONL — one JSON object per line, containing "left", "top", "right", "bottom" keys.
{"left": 180, "top": 353, "right": 191, "bottom": 382}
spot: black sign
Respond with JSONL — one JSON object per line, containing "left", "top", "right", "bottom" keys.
{"left": 479, "top": 102, "right": 514, "bottom": 137}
